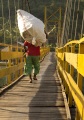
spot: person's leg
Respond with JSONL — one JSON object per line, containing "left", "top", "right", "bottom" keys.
{"left": 32, "top": 56, "right": 40, "bottom": 80}
{"left": 25, "top": 56, "right": 33, "bottom": 82}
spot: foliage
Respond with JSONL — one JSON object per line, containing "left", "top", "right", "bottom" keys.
{"left": 0, "top": 0, "right": 83, "bottom": 44}
{"left": 0, "top": 0, "right": 65, "bottom": 44}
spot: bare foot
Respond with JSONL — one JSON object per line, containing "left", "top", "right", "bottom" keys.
{"left": 33, "top": 76, "right": 37, "bottom": 80}
{"left": 30, "top": 80, "right": 32, "bottom": 83}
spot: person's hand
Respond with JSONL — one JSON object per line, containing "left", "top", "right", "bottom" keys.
{"left": 32, "top": 37, "right": 36, "bottom": 45}
{"left": 24, "top": 46, "right": 28, "bottom": 52}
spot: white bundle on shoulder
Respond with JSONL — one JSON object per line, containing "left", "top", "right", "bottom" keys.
{"left": 17, "top": 9, "right": 46, "bottom": 46}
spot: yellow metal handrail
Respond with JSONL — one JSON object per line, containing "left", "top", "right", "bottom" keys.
{"left": 0, "top": 43, "right": 50, "bottom": 88}
{"left": 56, "top": 37, "right": 84, "bottom": 120}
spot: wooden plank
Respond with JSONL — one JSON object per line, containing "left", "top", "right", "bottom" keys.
{"left": 0, "top": 106, "right": 66, "bottom": 113}
{"left": 0, "top": 100, "right": 65, "bottom": 107}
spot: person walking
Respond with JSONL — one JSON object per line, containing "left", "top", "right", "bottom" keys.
{"left": 24, "top": 40, "right": 40, "bottom": 83}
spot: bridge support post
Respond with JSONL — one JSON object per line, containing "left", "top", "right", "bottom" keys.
{"left": 61, "top": 48, "right": 65, "bottom": 86}
{"left": 75, "top": 109, "right": 80, "bottom": 120}
{"left": 20, "top": 48, "right": 24, "bottom": 76}
{"left": 68, "top": 43, "right": 75, "bottom": 107}
{"left": 64, "top": 46, "right": 69, "bottom": 94}
{"left": 77, "top": 43, "right": 83, "bottom": 91}
{"left": 77, "top": 73, "right": 82, "bottom": 91}
{"left": 7, "top": 46, "right": 12, "bottom": 84}
{"left": 14, "top": 47, "right": 18, "bottom": 80}
{"left": 68, "top": 91, "right": 73, "bottom": 107}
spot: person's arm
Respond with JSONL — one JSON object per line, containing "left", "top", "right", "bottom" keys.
{"left": 24, "top": 46, "right": 28, "bottom": 52}
{"left": 24, "top": 41, "right": 28, "bottom": 52}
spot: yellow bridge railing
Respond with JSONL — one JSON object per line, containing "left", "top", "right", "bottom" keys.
{"left": 0, "top": 43, "right": 50, "bottom": 89}
{"left": 56, "top": 37, "right": 84, "bottom": 120}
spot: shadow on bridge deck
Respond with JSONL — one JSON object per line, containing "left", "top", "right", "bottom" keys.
{"left": 29, "top": 52, "right": 67, "bottom": 120}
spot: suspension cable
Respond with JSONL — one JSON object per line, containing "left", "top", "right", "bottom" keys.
{"left": 26, "top": 0, "right": 31, "bottom": 13}
{"left": 14, "top": 0, "right": 16, "bottom": 25}
{"left": 1, "top": 0, "right": 5, "bottom": 43}
{"left": 74, "top": 0, "right": 80, "bottom": 40}
{"left": 61, "top": 0, "right": 68, "bottom": 46}
{"left": 65, "top": 0, "right": 72, "bottom": 43}
{"left": 8, "top": 0, "right": 12, "bottom": 45}
{"left": 70, "top": 0, "right": 76, "bottom": 39}
{"left": 18, "top": 0, "right": 19, "bottom": 9}
{"left": 14, "top": 0, "right": 18, "bottom": 46}
{"left": 67, "top": 0, "right": 72, "bottom": 41}
{"left": 65, "top": 1, "right": 69, "bottom": 43}
{"left": 81, "top": 10, "right": 84, "bottom": 37}
{"left": 18, "top": 0, "right": 22, "bottom": 44}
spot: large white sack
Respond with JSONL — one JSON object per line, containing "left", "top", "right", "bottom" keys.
{"left": 17, "top": 9, "right": 46, "bottom": 46}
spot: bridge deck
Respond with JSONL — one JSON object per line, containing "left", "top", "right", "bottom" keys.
{"left": 0, "top": 52, "right": 69, "bottom": 120}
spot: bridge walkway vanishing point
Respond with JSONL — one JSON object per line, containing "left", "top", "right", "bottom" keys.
{"left": 0, "top": 52, "right": 70, "bottom": 120}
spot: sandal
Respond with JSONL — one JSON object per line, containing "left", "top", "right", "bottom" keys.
{"left": 33, "top": 75, "right": 37, "bottom": 80}
{"left": 29, "top": 75, "right": 32, "bottom": 83}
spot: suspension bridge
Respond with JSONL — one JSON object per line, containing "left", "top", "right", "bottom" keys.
{"left": 0, "top": 0, "right": 84, "bottom": 120}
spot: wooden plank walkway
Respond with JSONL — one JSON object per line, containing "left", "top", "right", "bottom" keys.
{"left": 0, "top": 52, "right": 69, "bottom": 120}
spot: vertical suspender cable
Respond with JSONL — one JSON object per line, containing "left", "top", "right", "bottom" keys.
{"left": 14, "top": 0, "right": 16, "bottom": 26}
{"left": 24, "top": 0, "right": 26, "bottom": 10}
{"left": 8, "top": 0, "right": 12, "bottom": 45}
{"left": 22, "top": 0, "right": 25, "bottom": 11}
{"left": 64, "top": 0, "right": 69, "bottom": 44}
{"left": 25, "top": 0, "right": 26, "bottom": 11}
{"left": 14, "top": 0, "right": 18, "bottom": 46}
{"left": 59, "top": 7, "right": 61, "bottom": 47}
{"left": 18, "top": 0, "right": 21, "bottom": 43}
{"left": 26, "top": 0, "right": 31, "bottom": 13}
{"left": 65, "top": 0, "right": 72, "bottom": 43}
{"left": 74, "top": 0, "right": 80, "bottom": 40}
{"left": 22, "top": 0, "right": 23, "bottom": 9}
{"left": 67, "top": 0, "right": 72, "bottom": 41}
{"left": 81, "top": 10, "right": 84, "bottom": 37}
{"left": 18, "top": 0, "right": 19, "bottom": 9}
{"left": 61, "top": 0, "right": 68, "bottom": 46}
{"left": 71, "top": 0, "right": 76, "bottom": 40}
{"left": 1, "top": 0, "right": 5, "bottom": 43}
